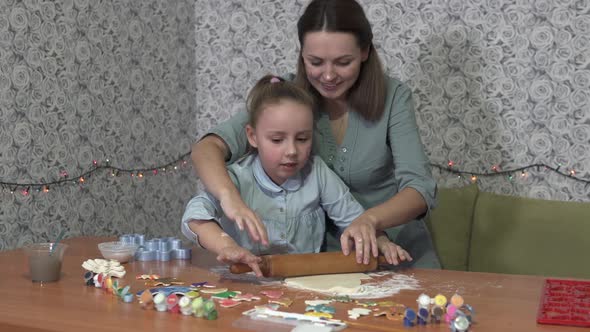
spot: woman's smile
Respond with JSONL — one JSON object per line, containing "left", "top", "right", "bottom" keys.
{"left": 320, "top": 82, "right": 340, "bottom": 91}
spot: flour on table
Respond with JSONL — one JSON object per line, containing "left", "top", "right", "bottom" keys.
{"left": 284, "top": 272, "right": 419, "bottom": 299}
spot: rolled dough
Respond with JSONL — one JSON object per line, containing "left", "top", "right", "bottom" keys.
{"left": 284, "top": 273, "right": 371, "bottom": 294}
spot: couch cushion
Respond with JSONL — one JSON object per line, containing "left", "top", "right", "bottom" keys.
{"left": 469, "top": 192, "right": 590, "bottom": 278}
{"left": 425, "top": 183, "right": 479, "bottom": 271}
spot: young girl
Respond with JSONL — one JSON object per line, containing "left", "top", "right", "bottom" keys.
{"left": 181, "top": 75, "right": 410, "bottom": 276}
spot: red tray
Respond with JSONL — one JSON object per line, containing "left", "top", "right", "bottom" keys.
{"left": 537, "top": 278, "right": 590, "bottom": 327}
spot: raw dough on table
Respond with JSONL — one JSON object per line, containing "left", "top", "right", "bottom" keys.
{"left": 284, "top": 272, "right": 420, "bottom": 299}
{"left": 284, "top": 273, "right": 371, "bottom": 294}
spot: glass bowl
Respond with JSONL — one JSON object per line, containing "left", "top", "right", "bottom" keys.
{"left": 98, "top": 241, "right": 139, "bottom": 263}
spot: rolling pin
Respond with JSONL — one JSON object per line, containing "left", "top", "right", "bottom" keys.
{"left": 229, "top": 251, "right": 389, "bottom": 277}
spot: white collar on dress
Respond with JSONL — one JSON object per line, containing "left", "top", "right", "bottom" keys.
{"left": 252, "top": 155, "right": 302, "bottom": 193}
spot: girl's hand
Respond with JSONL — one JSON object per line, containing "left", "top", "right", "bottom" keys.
{"left": 340, "top": 217, "right": 379, "bottom": 265}
{"left": 219, "top": 192, "right": 269, "bottom": 246}
{"left": 377, "top": 235, "right": 412, "bottom": 265}
{"left": 216, "top": 245, "right": 264, "bottom": 277}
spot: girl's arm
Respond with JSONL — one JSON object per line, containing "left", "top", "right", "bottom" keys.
{"left": 191, "top": 135, "right": 269, "bottom": 245}
{"left": 187, "top": 220, "right": 263, "bottom": 276}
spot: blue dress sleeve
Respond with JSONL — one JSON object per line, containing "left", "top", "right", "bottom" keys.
{"left": 314, "top": 156, "right": 365, "bottom": 233}
{"left": 180, "top": 191, "right": 222, "bottom": 246}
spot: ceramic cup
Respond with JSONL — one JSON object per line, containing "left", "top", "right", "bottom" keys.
{"left": 24, "top": 243, "right": 68, "bottom": 282}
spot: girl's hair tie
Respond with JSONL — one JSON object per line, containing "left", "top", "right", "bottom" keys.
{"left": 270, "top": 76, "right": 281, "bottom": 84}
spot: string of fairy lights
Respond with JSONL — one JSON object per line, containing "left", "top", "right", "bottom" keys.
{"left": 432, "top": 161, "right": 590, "bottom": 184}
{"left": 0, "top": 152, "right": 191, "bottom": 196}
{"left": 0, "top": 152, "right": 588, "bottom": 196}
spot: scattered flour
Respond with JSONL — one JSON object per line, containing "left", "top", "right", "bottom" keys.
{"left": 284, "top": 271, "right": 420, "bottom": 299}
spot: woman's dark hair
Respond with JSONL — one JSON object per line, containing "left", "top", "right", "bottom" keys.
{"left": 295, "top": 0, "right": 386, "bottom": 121}
{"left": 247, "top": 74, "right": 315, "bottom": 128}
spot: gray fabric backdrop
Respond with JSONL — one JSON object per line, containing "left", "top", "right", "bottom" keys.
{"left": 1, "top": 0, "right": 589, "bottom": 250}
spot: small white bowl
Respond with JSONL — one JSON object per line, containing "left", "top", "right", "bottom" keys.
{"left": 98, "top": 241, "right": 139, "bottom": 263}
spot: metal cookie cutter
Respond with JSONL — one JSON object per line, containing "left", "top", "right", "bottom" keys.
{"left": 120, "top": 234, "right": 192, "bottom": 262}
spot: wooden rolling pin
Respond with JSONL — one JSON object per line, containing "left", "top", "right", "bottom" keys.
{"left": 229, "top": 251, "right": 389, "bottom": 277}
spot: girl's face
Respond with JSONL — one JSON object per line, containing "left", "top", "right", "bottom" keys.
{"left": 302, "top": 31, "right": 369, "bottom": 103}
{"left": 246, "top": 100, "right": 313, "bottom": 185}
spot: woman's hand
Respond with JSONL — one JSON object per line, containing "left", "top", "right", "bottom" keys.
{"left": 377, "top": 235, "right": 412, "bottom": 265}
{"left": 219, "top": 191, "right": 269, "bottom": 246}
{"left": 340, "top": 216, "right": 379, "bottom": 265}
{"left": 216, "top": 245, "right": 264, "bottom": 277}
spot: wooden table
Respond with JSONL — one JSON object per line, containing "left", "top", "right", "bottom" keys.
{"left": 0, "top": 237, "right": 584, "bottom": 332}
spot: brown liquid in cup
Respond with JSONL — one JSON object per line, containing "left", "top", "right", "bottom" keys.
{"left": 29, "top": 255, "right": 62, "bottom": 282}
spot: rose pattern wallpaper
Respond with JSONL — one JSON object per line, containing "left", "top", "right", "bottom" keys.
{"left": 1, "top": 0, "right": 589, "bottom": 250}
{"left": 0, "top": 0, "right": 198, "bottom": 250}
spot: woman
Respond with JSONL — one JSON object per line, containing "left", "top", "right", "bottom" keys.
{"left": 191, "top": 0, "right": 440, "bottom": 268}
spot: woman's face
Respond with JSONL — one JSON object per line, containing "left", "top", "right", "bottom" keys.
{"left": 301, "top": 31, "right": 368, "bottom": 103}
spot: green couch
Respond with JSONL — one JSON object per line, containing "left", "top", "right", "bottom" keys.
{"left": 426, "top": 183, "right": 590, "bottom": 279}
